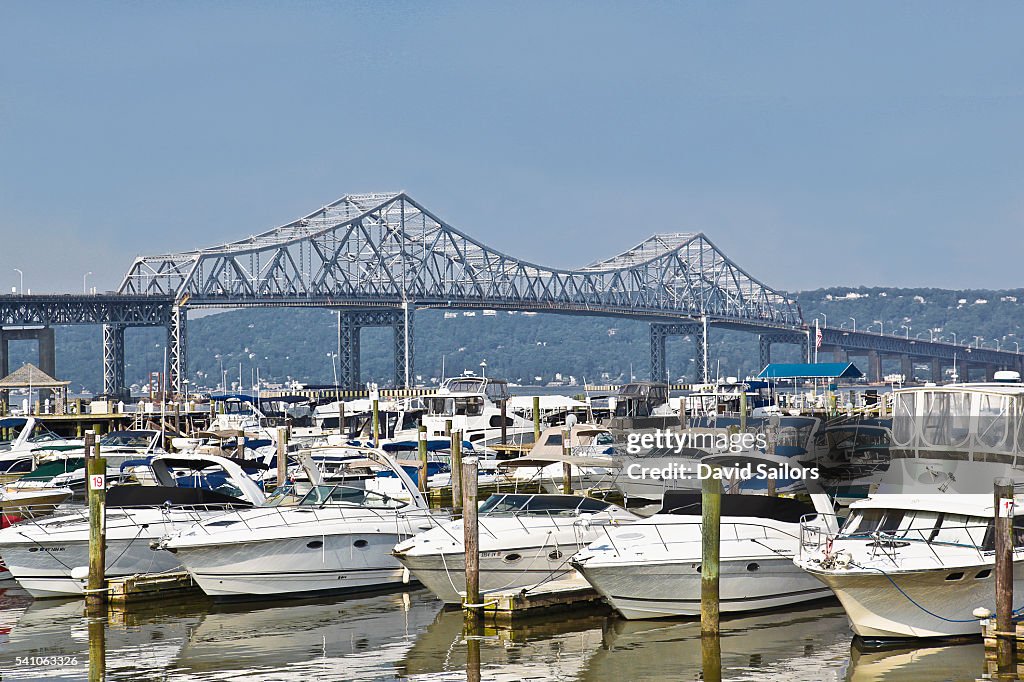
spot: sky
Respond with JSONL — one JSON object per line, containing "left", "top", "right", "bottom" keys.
{"left": 2, "top": 2, "right": 1023, "bottom": 295}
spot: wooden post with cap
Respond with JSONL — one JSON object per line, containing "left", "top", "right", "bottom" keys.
{"left": 85, "top": 430, "right": 107, "bottom": 607}
{"left": 418, "top": 423, "right": 429, "bottom": 493}
{"left": 995, "top": 477, "right": 1014, "bottom": 667}
{"left": 451, "top": 430, "right": 463, "bottom": 515}
{"left": 701, "top": 473, "right": 721, "bottom": 636}
{"left": 463, "top": 455, "right": 480, "bottom": 622}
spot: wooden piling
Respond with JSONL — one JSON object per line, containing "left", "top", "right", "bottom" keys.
{"left": 995, "top": 477, "right": 1015, "bottom": 667}
{"left": 417, "top": 423, "right": 429, "bottom": 493}
{"left": 338, "top": 401, "right": 346, "bottom": 437}
{"left": 500, "top": 399, "right": 508, "bottom": 445}
{"left": 236, "top": 434, "right": 245, "bottom": 459}
{"left": 738, "top": 390, "right": 747, "bottom": 433}
{"left": 85, "top": 431, "right": 107, "bottom": 608}
{"left": 87, "top": 612, "right": 106, "bottom": 682}
{"left": 532, "top": 396, "right": 541, "bottom": 443}
{"left": 561, "top": 427, "right": 572, "bottom": 495}
{"left": 445, "top": 419, "right": 453, "bottom": 437}
{"left": 701, "top": 473, "right": 721, "bottom": 635}
{"left": 372, "top": 398, "right": 380, "bottom": 445}
{"left": 451, "top": 430, "right": 463, "bottom": 515}
{"left": 463, "top": 456, "right": 480, "bottom": 622}
{"left": 276, "top": 426, "right": 288, "bottom": 489}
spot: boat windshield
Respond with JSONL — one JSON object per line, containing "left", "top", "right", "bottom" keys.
{"left": 477, "top": 494, "right": 609, "bottom": 516}
{"left": 101, "top": 432, "right": 156, "bottom": 448}
{"left": 298, "top": 484, "right": 407, "bottom": 509}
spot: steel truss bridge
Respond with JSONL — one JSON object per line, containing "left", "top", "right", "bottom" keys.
{"left": 1, "top": 192, "right": 1020, "bottom": 397}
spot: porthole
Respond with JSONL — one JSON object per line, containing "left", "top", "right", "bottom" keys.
{"left": 307, "top": 540, "right": 324, "bottom": 549}
{"left": 353, "top": 539, "right": 369, "bottom": 549}
{"left": 695, "top": 564, "right": 701, "bottom": 573}
{"left": 548, "top": 550, "right": 564, "bottom": 561}
{"left": 503, "top": 553, "right": 523, "bottom": 563}
{"left": 746, "top": 562, "right": 760, "bottom": 572}
{"left": 975, "top": 569, "right": 992, "bottom": 579}
{"left": 945, "top": 571, "right": 965, "bottom": 581}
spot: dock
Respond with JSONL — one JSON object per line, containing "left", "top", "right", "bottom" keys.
{"left": 468, "top": 576, "right": 607, "bottom": 623}
{"left": 106, "top": 571, "right": 201, "bottom": 605}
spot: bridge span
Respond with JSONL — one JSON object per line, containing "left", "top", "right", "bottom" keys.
{"left": 1, "top": 192, "right": 1020, "bottom": 396}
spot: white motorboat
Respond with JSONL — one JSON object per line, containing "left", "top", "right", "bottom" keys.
{"left": 571, "top": 491, "right": 837, "bottom": 619}
{"left": 392, "top": 492, "right": 637, "bottom": 604}
{"left": 503, "top": 423, "right": 619, "bottom": 493}
{"left": 795, "top": 493, "right": 1024, "bottom": 639}
{"left": 0, "top": 453, "right": 270, "bottom": 598}
{"left": 420, "top": 376, "right": 535, "bottom": 447}
{"left": 0, "top": 485, "right": 73, "bottom": 517}
{"left": 161, "top": 447, "right": 447, "bottom": 599}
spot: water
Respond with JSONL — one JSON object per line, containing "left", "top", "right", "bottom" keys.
{"left": 0, "top": 586, "right": 988, "bottom": 681}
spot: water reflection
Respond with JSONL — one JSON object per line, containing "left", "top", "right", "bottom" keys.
{"left": 0, "top": 584, "right": 994, "bottom": 681}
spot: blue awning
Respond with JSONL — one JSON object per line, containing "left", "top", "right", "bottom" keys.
{"left": 757, "top": 362, "right": 863, "bottom": 380}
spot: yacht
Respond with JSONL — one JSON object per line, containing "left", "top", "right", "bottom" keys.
{"left": 161, "top": 447, "right": 447, "bottom": 599}
{"left": 421, "top": 375, "right": 535, "bottom": 446}
{"left": 0, "top": 485, "right": 73, "bottom": 517}
{"left": 795, "top": 494, "right": 1021, "bottom": 639}
{"left": 502, "top": 423, "right": 619, "bottom": 493}
{"left": 571, "top": 490, "right": 837, "bottom": 619}
{"left": 0, "top": 453, "right": 270, "bottom": 598}
{"left": 392, "top": 492, "right": 637, "bottom": 604}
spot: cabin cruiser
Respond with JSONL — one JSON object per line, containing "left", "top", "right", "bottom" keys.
{"left": 161, "top": 448, "right": 447, "bottom": 599}
{"left": 0, "top": 453, "right": 271, "bottom": 598}
{"left": 0, "top": 418, "right": 83, "bottom": 482}
{"left": 0, "top": 485, "right": 73, "bottom": 517}
{"left": 571, "top": 491, "right": 837, "bottom": 619}
{"left": 795, "top": 494, "right": 1023, "bottom": 639}
{"left": 502, "top": 423, "right": 619, "bottom": 493}
{"left": 606, "top": 382, "right": 676, "bottom": 431}
{"left": 816, "top": 416, "right": 892, "bottom": 505}
{"left": 421, "top": 376, "right": 535, "bottom": 447}
{"left": 393, "top": 492, "right": 637, "bottom": 604}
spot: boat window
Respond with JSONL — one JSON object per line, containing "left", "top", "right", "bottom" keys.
{"left": 928, "top": 513, "right": 983, "bottom": 547}
{"left": 298, "top": 484, "right": 406, "bottom": 509}
{"left": 977, "top": 393, "right": 1010, "bottom": 450}
{"left": 845, "top": 509, "right": 884, "bottom": 535}
{"left": 595, "top": 432, "right": 614, "bottom": 446}
{"left": 544, "top": 434, "right": 563, "bottom": 446}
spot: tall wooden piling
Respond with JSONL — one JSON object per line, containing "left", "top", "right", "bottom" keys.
{"left": 500, "top": 399, "right": 508, "bottom": 445}
{"left": 85, "top": 431, "right": 107, "bottom": 608}
{"left": 701, "top": 474, "right": 721, "bottom": 635}
{"left": 276, "top": 426, "right": 288, "bottom": 489}
{"left": 532, "top": 396, "right": 541, "bottom": 443}
{"left": 338, "top": 401, "right": 346, "bottom": 437}
{"left": 738, "top": 390, "right": 747, "bottom": 433}
{"left": 561, "top": 427, "right": 572, "bottom": 495}
{"left": 995, "top": 477, "right": 1015, "bottom": 667}
{"left": 418, "top": 423, "right": 429, "bottom": 493}
{"left": 445, "top": 419, "right": 453, "bottom": 437}
{"left": 372, "top": 398, "right": 380, "bottom": 445}
{"left": 451, "top": 430, "right": 463, "bottom": 515}
{"left": 463, "top": 456, "right": 480, "bottom": 622}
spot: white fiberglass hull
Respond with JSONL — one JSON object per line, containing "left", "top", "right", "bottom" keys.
{"left": 0, "top": 510, "right": 209, "bottom": 598}
{"left": 395, "top": 548, "right": 577, "bottom": 604}
{"left": 575, "top": 556, "right": 831, "bottom": 619}
{"left": 173, "top": 532, "right": 410, "bottom": 598}
{"left": 805, "top": 563, "right": 1024, "bottom": 639}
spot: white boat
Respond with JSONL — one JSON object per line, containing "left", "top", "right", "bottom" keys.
{"left": 571, "top": 491, "right": 837, "bottom": 619}
{"left": 0, "top": 485, "right": 73, "bottom": 516}
{"left": 795, "top": 493, "right": 1023, "bottom": 639}
{"left": 502, "top": 423, "right": 619, "bottom": 493}
{"left": 162, "top": 447, "right": 447, "bottom": 599}
{"left": 392, "top": 492, "right": 637, "bottom": 604}
{"left": 420, "top": 376, "right": 535, "bottom": 447}
{"left": 0, "top": 453, "right": 270, "bottom": 598}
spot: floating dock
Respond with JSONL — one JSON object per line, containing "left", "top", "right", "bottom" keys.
{"left": 468, "top": 576, "right": 607, "bottom": 623}
{"left": 107, "top": 571, "right": 201, "bottom": 605}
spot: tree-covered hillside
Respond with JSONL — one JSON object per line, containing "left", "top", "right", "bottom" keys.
{"left": 6, "top": 286, "right": 1024, "bottom": 393}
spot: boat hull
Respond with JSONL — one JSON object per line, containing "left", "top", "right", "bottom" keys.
{"left": 395, "top": 548, "right": 575, "bottom": 604}
{"left": 576, "top": 556, "right": 832, "bottom": 619}
{"left": 175, "top": 532, "right": 411, "bottom": 598}
{"left": 805, "top": 564, "right": 1024, "bottom": 639}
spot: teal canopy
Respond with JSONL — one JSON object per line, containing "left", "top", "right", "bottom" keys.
{"left": 757, "top": 362, "right": 863, "bottom": 380}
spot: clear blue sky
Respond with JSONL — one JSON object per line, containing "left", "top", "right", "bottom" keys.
{"left": 2, "top": 2, "right": 1023, "bottom": 294}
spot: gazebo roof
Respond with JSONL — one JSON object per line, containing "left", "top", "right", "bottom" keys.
{"left": 0, "top": 363, "right": 71, "bottom": 388}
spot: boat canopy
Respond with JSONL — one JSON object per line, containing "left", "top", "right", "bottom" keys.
{"left": 757, "top": 362, "right": 864, "bottom": 380}
{"left": 659, "top": 491, "right": 816, "bottom": 523}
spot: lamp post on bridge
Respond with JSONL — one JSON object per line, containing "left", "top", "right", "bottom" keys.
{"left": 83, "top": 271, "right": 93, "bottom": 294}
{"left": 14, "top": 268, "right": 22, "bottom": 295}
{"left": 818, "top": 313, "right": 827, "bottom": 328}
{"left": 872, "top": 320, "right": 884, "bottom": 335}
{"left": 849, "top": 317, "right": 856, "bottom": 332}
{"left": 901, "top": 324, "right": 910, "bottom": 339}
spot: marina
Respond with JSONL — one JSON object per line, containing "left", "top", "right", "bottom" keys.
{"left": 4, "top": 4, "right": 1024, "bottom": 680}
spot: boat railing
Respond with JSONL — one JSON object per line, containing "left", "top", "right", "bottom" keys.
{"left": 597, "top": 519, "right": 800, "bottom": 559}
{"left": 10, "top": 503, "right": 246, "bottom": 534}
{"left": 798, "top": 515, "right": 1003, "bottom": 566}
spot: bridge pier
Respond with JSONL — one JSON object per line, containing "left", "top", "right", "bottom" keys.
{"left": 758, "top": 332, "right": 808, "bottom": 371}
{"left": 338, "top": 309, "right": 414, "bottom": 390}
{"left": 102, "top": 324, "right": 128, "bottom": 399}
{"left": 901, "top": 356, "right": 914, "bottom": 383}
{"left": 867, "top": 351, "right": 882, "bottom": 383}
{"left": 167, "top": 306, "right": 188, "bottom": 398}
{"left": 0, "top": 326, "right": 57, "bottom": 406}
{"left": 649, "top": 322, "right": 701, "bottom": 384}
{"left": 930, "top": 358, "right": 943, "bottom": 383}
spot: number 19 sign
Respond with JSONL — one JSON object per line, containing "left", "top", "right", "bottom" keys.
{"left": 89, "top": 474, "right": 105, "bottom": 491}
